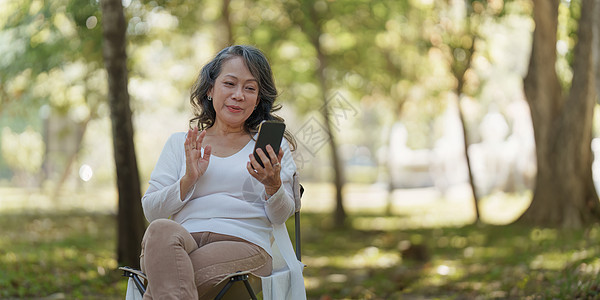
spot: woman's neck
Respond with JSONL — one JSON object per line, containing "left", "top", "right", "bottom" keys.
{"left": 207, "top": 122, "right": 247, "bottom": 137}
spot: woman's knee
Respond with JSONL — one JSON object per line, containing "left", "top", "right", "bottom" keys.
{"left": 143, "top": 219, "right": 196, "bottom": 251}
{"left": 146, "top": 219, "right": 179, "bottom": 234}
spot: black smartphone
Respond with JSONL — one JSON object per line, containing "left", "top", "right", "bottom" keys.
{"left": 253, "top": 121, "right": 286, "bottom": 168}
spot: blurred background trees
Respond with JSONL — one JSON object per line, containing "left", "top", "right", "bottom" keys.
{"left": 1, "top": 0, "right": 599, "bottom": 236}
{"left": 4, "top": 1, "right": 600, "bottom": 297}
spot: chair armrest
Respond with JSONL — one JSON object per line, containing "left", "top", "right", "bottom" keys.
{"left": 294, "top": 211, "right": 301, "bottom": 262}
{"left": 119, "top": 266, "right": 147, "bottom": 281}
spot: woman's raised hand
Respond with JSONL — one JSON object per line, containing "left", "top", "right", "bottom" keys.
{"left": 180, "top": 127, "right": 211, "bottom": 200}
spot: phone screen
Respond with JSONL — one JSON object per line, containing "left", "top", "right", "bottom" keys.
{"left": 253, "top": 121, "right": 286, "bottom": 168}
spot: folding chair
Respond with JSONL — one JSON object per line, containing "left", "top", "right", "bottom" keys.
{"left": 120, "top": 175, "right": 304, "bottom": 300}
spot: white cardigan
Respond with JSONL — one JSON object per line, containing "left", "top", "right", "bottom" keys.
{"left": 141, "top": 132, "right": 306, "bottom": 299}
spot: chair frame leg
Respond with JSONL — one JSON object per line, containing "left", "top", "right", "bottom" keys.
{"left": 121, "top": 269, "right": 146, "bottom": 295}
{"left": 242, "top": 279, "right": 258, "bottom": 300}
{"left": 214, "top": 273, "right": 257, "bottom": 300}
{"left": 214, "top": 280, "right": 234, "bottom": 300}
{"left": 132, "top": 274, "right": 147, "bottom": 295}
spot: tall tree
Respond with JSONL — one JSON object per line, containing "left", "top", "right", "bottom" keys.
{"left": 285, "top": 0, "right": 347, "bottom": 227}
{"left": 596, "top": 0, "right": 600, "bottom": 101}
{"left": 436, "top": 0, "right": 482, "bottom": 223}
{"left": 100, "top": 0, "right": 146, "bottom": 267}
{"left": 218, "top": 0, "right": 234, "bottom": 49}
{"left": 518, "top": 0, "right": 600, "bottom": 228}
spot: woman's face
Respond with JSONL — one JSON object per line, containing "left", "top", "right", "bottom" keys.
{"left": 208, "top": 56, "right": 259, "bottom": 130}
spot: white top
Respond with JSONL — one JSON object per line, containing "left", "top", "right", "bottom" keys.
{"left": 141, "top": 131, "right": 297, "bottom": 256}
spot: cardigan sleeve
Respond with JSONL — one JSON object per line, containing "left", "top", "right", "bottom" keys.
{"left": 263, "top": 140, "right": 297, "bottom": 225}
{"left": 141, "top": 133, "right": 195, "bottom": 222}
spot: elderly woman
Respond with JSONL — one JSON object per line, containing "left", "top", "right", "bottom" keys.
{"left": 140, "top": 45, "right": 304, "bottom": 299}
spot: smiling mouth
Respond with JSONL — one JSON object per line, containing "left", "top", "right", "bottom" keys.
{"left": 226, "top": 105, "right": 243, "bottom": 112}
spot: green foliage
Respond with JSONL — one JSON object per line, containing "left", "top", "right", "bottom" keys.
{"left": 0, "top": 0, "right": 103, "bottom": 106}
{"left": 65, "top": 0, "right": 103, "bottom": 63}
{"left": 1, "top": 127, "right": 45, "bottom": 174}
{"left": 0, "top": 0, "right": 545, "bottom": 176}
{"left": 0, "top": 0, "right": 107, "bottom": 182}
{"left": 556, "top": 0, "right": 582, "bottom": 90}
{"left": 0, "top": 0, "right": 102, "bottom": 112}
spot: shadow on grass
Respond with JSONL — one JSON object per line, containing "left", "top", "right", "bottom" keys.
{"left": 1, "top": 210, "right": 599, "bottom": 299}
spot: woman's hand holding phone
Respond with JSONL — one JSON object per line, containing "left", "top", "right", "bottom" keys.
{"left": 247, "top": 145, "right": 284, "bottom": 197}
{"left": 247, "top": 121, "right": 286, "bottom": 198}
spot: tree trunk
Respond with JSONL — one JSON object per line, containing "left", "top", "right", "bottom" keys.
{"left": 456, "top": 95, "right": 481, "bottom": 223}
{"left": 100, "top": 0, "right": 146, "bottom": 268}
{"left": 519, "top": 0, "right": 600, "bottom": 228}
{"left": 595, "top": 0, "right": 600, "bottom": 102}
{"left": 385, "top": 102, "right": 407, "bottom": 215}
{"left": 449, "top": 14, "right": 480, "bottom": 223}
{"left": 316, "top": 53, "right": 346, "bottom": 228}
{"left": 51, "top": 118, "right": 89, "bottom": 201}
{"left": 281, "top": 0, "right": 347, "bottom": 227}
{"left": 217, "top": 0, "right": 234, "bottom": 49}
{"left": 307, "top": 5, "right": 346, "bottom": 228}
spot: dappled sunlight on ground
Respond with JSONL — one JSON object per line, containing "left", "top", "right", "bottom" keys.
{"left": 304, "top": 246, "right": 401, "bottom": 269}
{"left": 0, "top": 212, "right": 123, "bottom": 298}
{"left": 479, "top": 191, "right": 531, "bottom": 224}
{"left": 2, "top": 183, "right": 600, "bottom": 299}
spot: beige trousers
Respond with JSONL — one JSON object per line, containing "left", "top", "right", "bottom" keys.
{"left": 140, "top": 219, "right": 272, "bottom": 300}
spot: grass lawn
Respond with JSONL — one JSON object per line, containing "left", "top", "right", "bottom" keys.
{"left": 0, "top": 211, "right": 123, "bottom": 299}
{"left": 301, "top": 213, "right": 600, "bottom": 299}
{"left": 1, "top": 184, "right": 600, "bottom": 299}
